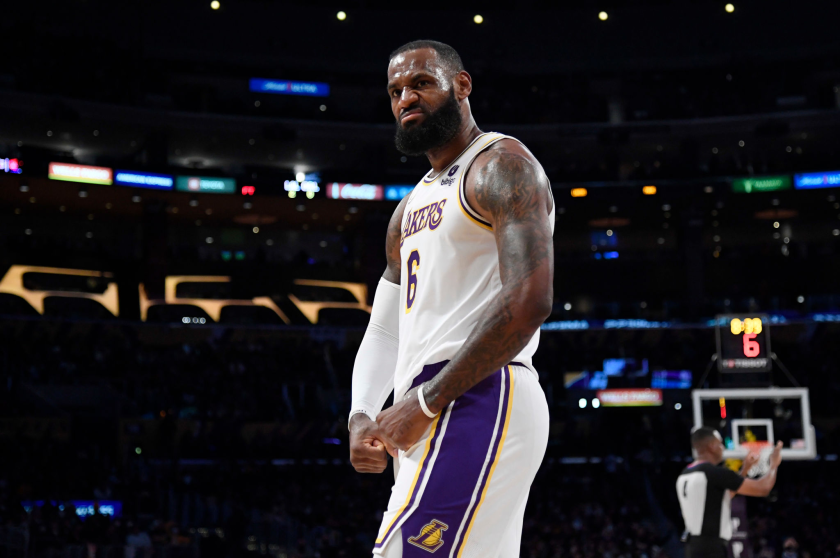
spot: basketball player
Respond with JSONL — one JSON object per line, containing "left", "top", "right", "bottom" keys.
{"left": 677, "top": 427, "right": 783, "bottom": 558}
{"left": 348, "top": 40, "right": 554, "bottom": 557}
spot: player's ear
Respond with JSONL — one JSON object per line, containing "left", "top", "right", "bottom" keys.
{"left": 455, "top": 71, "right": 472, "bottom": 100}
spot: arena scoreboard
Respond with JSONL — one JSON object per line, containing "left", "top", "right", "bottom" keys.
{"left": 715, "top": 314, "right": 772, "bottom": 372}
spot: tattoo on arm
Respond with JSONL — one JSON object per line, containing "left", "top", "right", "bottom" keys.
{"left": 423, "top": 148, "right": 554, "bottom": 412}
{"left": 382, "top": 196, "right": 409, "bottom": 284}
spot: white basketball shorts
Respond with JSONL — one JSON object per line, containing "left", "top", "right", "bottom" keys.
{"left": 372, "top": 361, "right": 549, "bottom": 558}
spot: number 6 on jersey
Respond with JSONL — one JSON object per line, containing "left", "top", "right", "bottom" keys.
{"left": 406, "top": 250, "right": 420, "bottom": 313}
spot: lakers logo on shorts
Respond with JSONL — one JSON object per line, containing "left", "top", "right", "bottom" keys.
{"left": 407, "top": 519, "right": 449, "bottom": 553}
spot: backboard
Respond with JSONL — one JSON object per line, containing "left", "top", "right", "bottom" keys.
{"left": 691, "top": 388, "right": 816, "bottom": 460}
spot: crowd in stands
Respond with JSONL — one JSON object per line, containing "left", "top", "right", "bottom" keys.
{"left": 1, "top": 316, "right": 839, "bottom": 557}
{"left": 4, "top": 451, "right": 839, "bottom": 558}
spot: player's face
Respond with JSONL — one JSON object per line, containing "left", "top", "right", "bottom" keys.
{"left": 711, "top": 430, "right": 725, "bottom": 462}
{"left": 387, "top": 48, "right": 453, "bottom": 130}
{"left": 387, "top": 49, "right": 464, "bottom": 156}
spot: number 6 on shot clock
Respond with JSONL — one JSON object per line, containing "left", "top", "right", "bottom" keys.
{"left": 716, "top": 314, "right": 772, "bottom": 372}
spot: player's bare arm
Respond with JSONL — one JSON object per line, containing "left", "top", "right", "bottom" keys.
{"left": 381, "top": 194, "right": 409, "bottom": 285}
{"left": 348, "top": 197, "right": 410, "bottom": 471}
{"left": 376, "top": 141, "right": 554, "bottom": 451}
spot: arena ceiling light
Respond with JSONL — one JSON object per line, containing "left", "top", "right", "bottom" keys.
{"left": 725, "top": 3, "right": 735, "bottom": 12}
{"left": 598, "top": 11, "right": 608, "bottom": 21}
{"left": 336, "top": 10, "right": 347, "bottom": 21}
{"left": 570, "top": 188, "right": 587, "bottom": 198}
{"left": 210, "top": 0, "right": 220, "bottom": 9}
{"left": 643, "top": 185, "right": 657, "bottom": 195}
{"left": 473, "top": 14, "right": 484, "bottom": 24}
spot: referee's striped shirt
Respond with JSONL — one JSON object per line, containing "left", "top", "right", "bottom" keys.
{"left": 676, "top": 462, "right": 744, "bottom": 540}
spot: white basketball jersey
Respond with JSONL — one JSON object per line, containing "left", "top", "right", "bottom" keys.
{"left": 393, "top": 132, "right": 555, "bottom": 400}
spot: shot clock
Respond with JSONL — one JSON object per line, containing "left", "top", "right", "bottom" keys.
{"left": 715, "top": 314, "right": 772, "bottom": 372}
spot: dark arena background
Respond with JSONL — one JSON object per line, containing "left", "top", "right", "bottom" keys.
{"left": 1, "top": 1, "right": 840, "bottom": 557}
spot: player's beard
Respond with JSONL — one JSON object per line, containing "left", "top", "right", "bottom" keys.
{"left": 394, "top": 90, "right": 462, "bottom": 156}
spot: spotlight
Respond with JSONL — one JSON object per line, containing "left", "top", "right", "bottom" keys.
{"left": 473, "top": 14, "right": 484, "bottom": 24}
{"left": 210, "top": 0, "right": 220, "bottom": 9}
{"left": 296, "top": 172, "right": 306, "bottom": 182}
{"left": 336, "top": 10, "right": 347, "bottom": 20}
{"left": 564, "top": 302, "right": 572, "bottom": 311}
{"left": 592, "top": 398, "right": 601, "bottom": 409}
{"left": 725, "top": 3, "right": 734, "bottom": 12}
{"left": 675, "top": 403, "right": 682, "bottom": 410}
{"left": 598, "top": 11, "right": 608, "bottom": 20}
{"left": 579, "top": 398, "right": 587, "bottom": 409}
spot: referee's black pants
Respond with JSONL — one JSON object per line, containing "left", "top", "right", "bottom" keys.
{"left": 685, "top": 536, "right": 728, "bottom": 558}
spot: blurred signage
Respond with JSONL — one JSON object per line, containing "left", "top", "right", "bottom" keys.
{"left": 1, "top": 157, "right": 22, "bottom": 174}
{"left": 327, "top": 182, "right": 384, "bottom": 201}
{"left": 731, "top": 176, "right": 791, "bottom": 193}
{"left": 48, "top": 163, "right": 113, "bottom": 185}
{"left": 385, "top": 185, "right": 415, "bottom": 200}
{"left": 175, "top": 176, "right": 236, "bottom": 194}
{"left": 284, "top": 180, "right": 320, "bottom": 199}
{"left": 651, "top": 370, "right": 693, "bottom": 389}
{"left": 114, "top": 170, "right": 173, "bottom": 190}
{"left": 596, "top": 389, "right": 663, "bottom": 407}
{"left": 249, "top": 78, "right": 330, "bottom": 97}
{"left": 241, "top": 185, "right": 255, "bottom": 196}
{"left": 794, "top": 171, "right": 840, "bottom": 189}
{"left": 22, "top": 500, "right": 122, "bottom": 519}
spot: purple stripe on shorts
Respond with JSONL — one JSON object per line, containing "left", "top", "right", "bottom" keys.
{"left": 396, "top": 362, "right": 510, "bottom": 557}
{"left": 450, "top": 367, "right": 512, "bottom": 556}
{"left": 374, "top": 398, "right": 449, "bottom": 550}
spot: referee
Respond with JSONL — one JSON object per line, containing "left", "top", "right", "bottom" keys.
{"left": 676, "top": 427, "right": 782, "bottom": 558}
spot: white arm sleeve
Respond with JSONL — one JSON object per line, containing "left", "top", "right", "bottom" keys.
{"left": 349, "top": 278, "right": 400, "bottom": 425}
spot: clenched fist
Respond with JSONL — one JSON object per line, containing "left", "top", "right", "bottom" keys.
{"left": 349, "top": 413, "right": 397, "bottom": 473}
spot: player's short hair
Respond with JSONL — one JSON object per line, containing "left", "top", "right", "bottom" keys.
{"left": 690, "top": 426, "right": 720, "bottom": 449}
{"left": 389, "top": 40, "right": 465, "bottom": 79}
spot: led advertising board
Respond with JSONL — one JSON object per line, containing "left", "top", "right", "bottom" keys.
{"left": 249, "top": 79, "right": 330, "bottom": 97}
{"left": 48, "top": 163, "right": 113, "bottom": 185}
{"left": 385, "top": 185, "right": 415, "bottom": 200}
{"left": 731, "top": 176, "right": 791, "bottom": 193}
{"left": 114, "top": 170, "right": 174, "bottom": 190}
{"left": 794, "top": 171, "right": 840, "bottom": 189}
{"left": 326, "top": 183, "right": 384, "bottom": 201}
{"left": 175, "top": 176, "right": 236, "bottom": 194}
{"left": 596, "top": 389, "right": 663, "bottom": 407}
